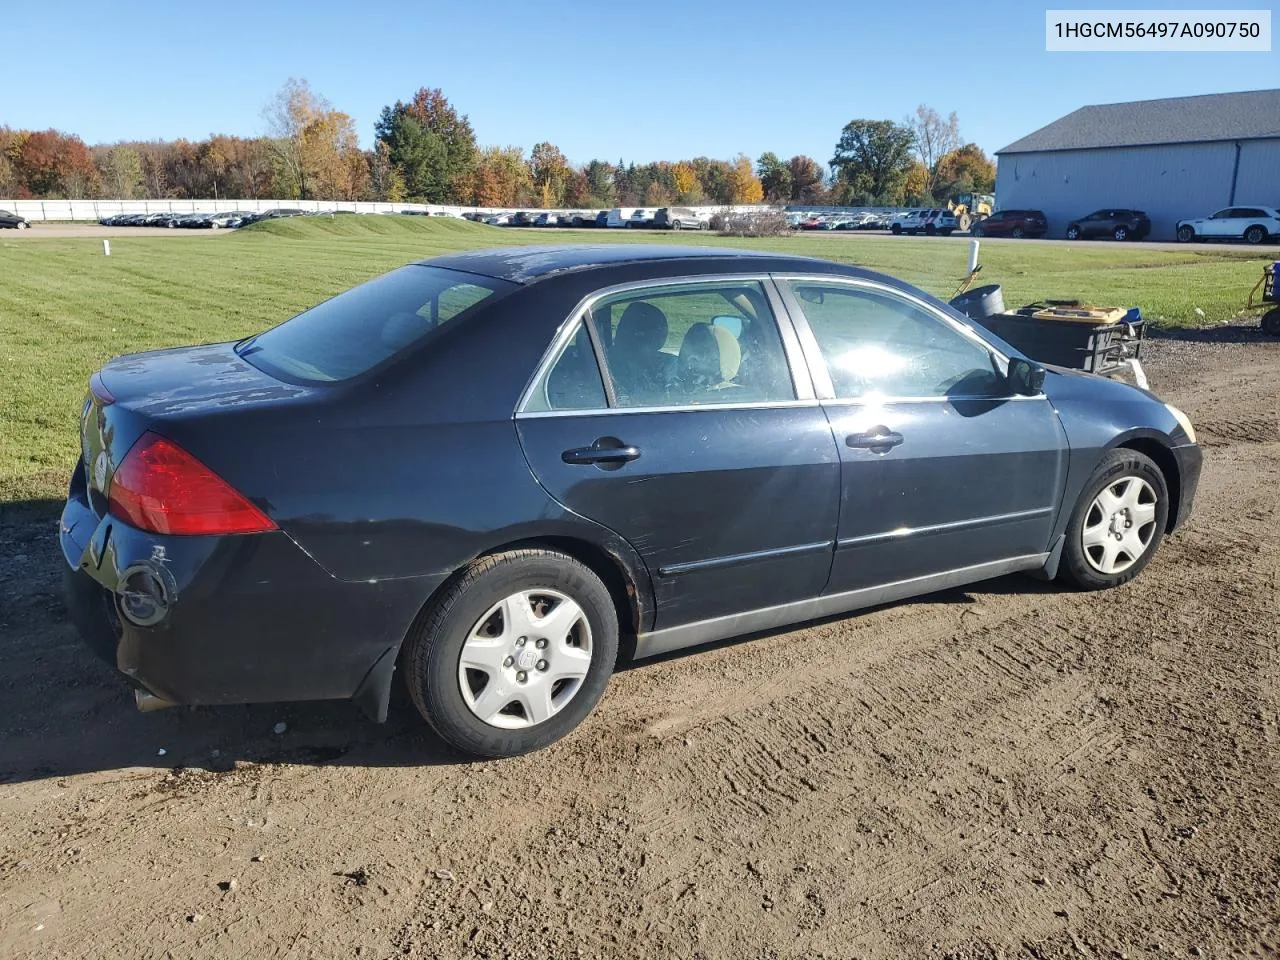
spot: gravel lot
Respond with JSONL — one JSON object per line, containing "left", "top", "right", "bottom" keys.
{"left": 0, "top": 323, "right": 1277, "bottom": 958}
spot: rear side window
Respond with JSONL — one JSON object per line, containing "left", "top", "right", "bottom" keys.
{"left": 238, "top": 265, "right": 510, "bottom": 383}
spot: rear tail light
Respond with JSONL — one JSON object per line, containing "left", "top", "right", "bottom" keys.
{"left": 107, "top": 432, "right": 276, "bottom": 536}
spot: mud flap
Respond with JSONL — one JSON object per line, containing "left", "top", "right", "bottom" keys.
{"left": 351, "top": 645, "right": 399, "bottom": 723}
{"left": 1028, "top": 534, "right": 1066, "bottom": 582}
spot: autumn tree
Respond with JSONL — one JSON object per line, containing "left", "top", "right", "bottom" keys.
{"left": 672, "top": 161, "right": 698, "bottom": 202}
{"left": 725, "top": 154, "right": 763, "bottom": 204}
{"left": 460, "top": 145, "right": 532, "bottom": 207}
{"left": 375, "top": 88, "right": 477, "bottom": 202}
{"left": 907, "top": 105, "right": 960, "bottom": 199}
{"left": 902, "top": 161, "right": 930, "bottom": 204}
{"left": 14, "top": 130, "right": 99, "bottom": 198}
{"left": 829, "top": 119, "right": 914, "bottom": 204}
{"left": 756, "top": 152, "right": 792, "bottom": 202}
{"left": 98, "top": 146, "right": 143, "bottom": 198}
{"left": 934, "top": 142, "right": 995, "bottom": 198}
{"left": 530, "top": 141, "right": 571, "bottom": 208}
{"left": 786, "top": 155, "right": 824, "bottom": 202}
{"left": 263, "top": 78, "right": 327, "bottom": 199}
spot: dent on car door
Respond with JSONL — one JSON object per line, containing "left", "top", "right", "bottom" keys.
{"left": 515, "top": 277, "right": 841, "bottom": 630}
{"left": 777, "top": 277, "right": 1069, "bottom": 593}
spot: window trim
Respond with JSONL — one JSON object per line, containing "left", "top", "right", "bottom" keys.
{"left": 772, "top": 273, "right": 1032, "bottom": 403}
{"left": 514, "top": 273, "right": 817, "bottom": 418}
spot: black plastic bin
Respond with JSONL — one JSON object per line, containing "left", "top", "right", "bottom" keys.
{"left": 970, "top": 302, "right": 1144, "bottom": 375}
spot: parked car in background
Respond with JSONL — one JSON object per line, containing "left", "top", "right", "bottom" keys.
{"left": 484, "top": 213, "right": 512, "bottom": 226}
{"left": 971, "top": 210, "right": 1047, "bottom": 239}
{"left": 653, "top": 207, "right": 707, "bottom": 230}
{"left": 595, "top": 210, "right": 610, "bottom": 228}
{"left": 510, "top": 212, "right": 538, "bottom": 227}
{"left": 534, "top": 213, "right": 562, "bottom": 227}
{"left": 60, "top": 244, "right": 1202, "bottom": 759}
{"left": 0, "top": 210, "right": 29, "bottom": 229}
{"left": 889, "top": 210, "right": 927, "bottom": 235}
{"left": 566, "top": 211, "right": 601, "bottom": 228}
{"left": 922, "top": 210, "right": 959, "bottom": 235}
{"left": 628, "top": 208, "right": 658, "bottom": 228}
{"left": 1065, "top": 209, "right": 1151, "bottom": 242}
{"left": 1175, "top": 206, "right": 1280, "bottom": 245}
{"left": 798, "top": 215, "right": 825, "bottom": 230}
{"left": 606, "top": 208, "right": 638, "bottom": 228}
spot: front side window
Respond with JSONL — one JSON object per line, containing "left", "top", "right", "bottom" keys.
{"left": 524, "top": 280, "right": 796, "bottom": 412}
{"left": 238, "top": 265, "right": 509, "bottom": 383}
{"left": 786, "top": 282, "right": 1006, "bottom": 400}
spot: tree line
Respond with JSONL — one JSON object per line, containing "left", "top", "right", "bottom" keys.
{"left": 0, "top": 82, "right": 994, "bottom": 208}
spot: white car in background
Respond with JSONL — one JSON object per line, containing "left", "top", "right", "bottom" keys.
{"left": 628, "top": 208, "right": 659, "bottom": 228}
{"left": 606, "top": 208, "right": 639, "bottom": 228}
{"left": 1176, "top": 206, "right": 1280, "bottom": 245}
{"left": 484, "top": 213, "right": 512, "bottom": 226}
{"left": 889, "top": 210, "right": 928, "bottom": 235}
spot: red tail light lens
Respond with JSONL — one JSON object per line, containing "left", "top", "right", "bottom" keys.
{"left": 107, "top": 432, "right": 276, "bottom": 536}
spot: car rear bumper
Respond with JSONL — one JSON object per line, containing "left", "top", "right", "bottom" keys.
{"left": 59, "top": 469, "right": 442, "bottom": 709}
{"left": 1169, "top": 442, "right": 1202, "bottom": 532}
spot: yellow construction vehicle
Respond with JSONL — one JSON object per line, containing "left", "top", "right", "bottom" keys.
{"left": 948, "top": 193, "right": 994, "bottom": 231}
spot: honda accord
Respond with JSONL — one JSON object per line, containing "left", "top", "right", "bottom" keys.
{"left": 61, "top": 245, "right": 1202, "bottom": 758}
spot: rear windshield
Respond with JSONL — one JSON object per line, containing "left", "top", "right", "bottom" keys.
{"left": 237, "top": 265, "right": 511, "bottom": 383}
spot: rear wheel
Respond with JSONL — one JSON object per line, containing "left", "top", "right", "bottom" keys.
{"left": 1011, "top": 227, "right": 1025, "bottom": 239}
{"left": 891, "top": 224, "right": 902, "bottom": 235}
{"left": 16, "top": 221, "right": 28, "bottom": 230}
{"left": 1262, "top": 308, "right": 1280, "bottom": 336}
{"left": 1066, "top": 225, "right": 1080, "bottom": 240}
{"left": 1176, "top": 225, "right": 1195, "bottom": 243}
{"left": 403, "top": 549, "right": 618, "bottom": 758}
{"left": 1113, "top": 225, "right": 1129, "bottom": 241}
{"left": 671, "top": 220, "right": 682, "bottom": 231}
{"left": 1059, "top": 449, "right": 1168, "bottom": 591}
{"left": 1244, "top": 225, "right": 1266, "bottom": 245}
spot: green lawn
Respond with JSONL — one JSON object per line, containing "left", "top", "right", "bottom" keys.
{"left": 0, "top": 216, "right": 1271, "bottom": 502}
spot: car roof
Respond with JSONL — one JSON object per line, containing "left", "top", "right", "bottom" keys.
{"left": 422, "top": 244, "right": 837, "bottom": 284}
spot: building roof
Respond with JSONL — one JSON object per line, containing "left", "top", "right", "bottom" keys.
{"left": 997, "top": 89, "right": 1280, "bottom": 155}
{"left": 423, "top": 244, "right": 827, "bottom": 283}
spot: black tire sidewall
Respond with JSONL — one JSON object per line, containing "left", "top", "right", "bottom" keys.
{"left": 1060, "top": 449, "right": 1169, "bottom": 590}
{"left": 406, "top": 552, "right": 618, "bottom": 758}
{"left": 1244, "top": 226, "right": 1264, "bottom": 245}
{"left": 1177, "top": 226, "right": 1194, "bottom": 242}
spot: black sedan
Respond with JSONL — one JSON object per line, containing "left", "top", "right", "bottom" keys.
{"left": 61, "top": 245, "right": 1202, "bottom": 758}
{"left": 1, "top": 209, "right": 30, "bottom": 229}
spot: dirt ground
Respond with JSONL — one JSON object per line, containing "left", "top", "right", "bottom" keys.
{"left": 1, "top": 323, "right": 1277, "bottom": 959}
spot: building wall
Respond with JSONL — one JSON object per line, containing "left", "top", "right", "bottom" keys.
{"left": 995, "top": 139, "right": 1280, "bottom": 241}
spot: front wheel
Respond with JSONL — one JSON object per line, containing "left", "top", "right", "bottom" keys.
{"left": 1262, "top": 308, "right": 1280, "bottom": 336}
{"left": 890, "top": 224, "right": 902, "bottom": 235}
{"left": 17, "top": 221, "right": 28, "bottom": 230}
{"left": 1243, "top": 225, "right": 1266, "bottom": 245}
{"left": 403, "top": 549, "right": 618, "bottom": 758}
{"left": 1176, "top": 225, "right": 1195, "bottom": 243}
{"left": 1066, "top": 225, "right": 1080, "bottom": 240}
{"left": 1011, "top": 227, "right": 1025, "bottom": 239}
{"left": 1113, "top": 225, "right": 1129, "bottom": 241}
{"left": 671, "top": 220, "right": 682, "bottom": 231}
{"left": 1059, "top": 449, "right": 1169, "bottom": 591}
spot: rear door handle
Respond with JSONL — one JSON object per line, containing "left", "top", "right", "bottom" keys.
{"left": 562, "top": 437, "right": 642, "bottom": 466}
{"left": 846, "top": 428, "right": 904, "bottom": 453}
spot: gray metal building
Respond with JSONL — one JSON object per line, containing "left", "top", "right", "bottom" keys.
{"left": 994, "top": 89, "right": 1280, "bottom": 241}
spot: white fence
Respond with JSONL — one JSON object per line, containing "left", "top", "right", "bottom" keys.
{"left": 0, "top": 198, "right": 903, "bottom": 222}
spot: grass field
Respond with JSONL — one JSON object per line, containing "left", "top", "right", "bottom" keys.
{"left": 1, "top": 215, "right": 1272, "bottom": 501}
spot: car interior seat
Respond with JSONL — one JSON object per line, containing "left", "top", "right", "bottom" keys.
{"left": 609, "top": 301, "right": 676, "bottom": 405}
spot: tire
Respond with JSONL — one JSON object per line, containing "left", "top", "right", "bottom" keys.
{"left": 1243, "top": 225, "right": 1266, "bottom": 245}
{"left": 1176, "top": 225, "right": 1195, "bottom": 243}
{"left": 1066, "top": 225, "right": 1080, "bottom": 240}
{"left": 925, "top": 223, "right": 936, "bottom": 236}
{"left": 1262, "top": 308, "right": 1280, "bottom": 337}
{"left": 1058, "top": 448, "right": 1169, "bottom": 591}
{"left": 671, "top": 220, "right": 682, "bottom": 231}
{"left": 971, "top": 224, "right": 983, "bottom": 238}
{"left": 891, "top": 224, "right": 902, "bottom": 235}
{"left": 17, "top": 221, "right": 28, "bottom": 230}
{"left": 1113, "top": 225, "right": 1129, "bottom": 241}
{"left": 403, "top": 548, "right": 619, "bottom": 758}
{"left": 1011, "top": 227, "right": 1025, "bottom": 239}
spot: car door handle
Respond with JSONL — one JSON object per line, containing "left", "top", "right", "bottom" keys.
{"left": 846, "top": 428, "right": 904, "bottom": 453}
{"left": 561, "top": 440, "right": 641, "bottom": 465}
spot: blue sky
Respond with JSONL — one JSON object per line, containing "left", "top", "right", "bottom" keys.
{"left": 1, "top": 1, "right": 1274, "bottom": 165}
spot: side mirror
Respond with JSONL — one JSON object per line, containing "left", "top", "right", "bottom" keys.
{"left": 1007, "top": 357, "right": 1046, "bottom": 396}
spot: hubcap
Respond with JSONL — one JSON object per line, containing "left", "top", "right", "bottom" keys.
{"left": 457, "top": 589, "right": 593, "bottom": 729}
{"left": 1081, "top": 476, "right": 1158, "bottom": 575}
